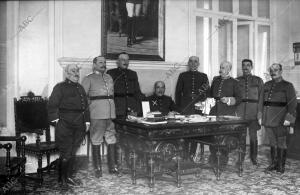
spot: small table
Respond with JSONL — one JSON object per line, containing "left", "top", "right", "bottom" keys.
{"left": 114, "top": 117, "right": 248, "bottom": 190}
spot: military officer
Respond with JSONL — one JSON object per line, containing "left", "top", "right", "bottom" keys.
{"left": 209, "top": 61, "right": 242, "bottom": 165}
{"left": 147, "top": 81, "right": 178, "bottom": 116}
{"left": 48, "top": 64, "right": 90, "bottom": 188}
{"left": 107, "top": 52, "right": 144, "bottom": 119}
{"left": 82, "top": 56, "right": 119, "bottom": 177}
{"left": 236, "top": 59, "right": 264, "bottom": 165}
{"left": 175, "top": 56, "right": 209, "bottom": 160}
{"left": 258, "top": 63, "right": 297, "bottom": 174}
{"left": 210, "top": 61, "right": 242, "bottom": 116}
{"left": 175, "top": 56, "right": 209, "bottom": 115}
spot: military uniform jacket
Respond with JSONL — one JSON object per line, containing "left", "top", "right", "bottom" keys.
{"left": 81, "top": 72, "right": 116, "bottom": 119}
{"left": 259, "top": 79, "right": 297, "bottom": 127}
{"left": 236, "top": 75, "right": 264, "bottom": 120}
{"left": 48, "top": 79, "right": 90, "bottom": 125}
{"left": 147, "top": 94, "right": 178, "bottom": 116}
{"left": 175, "top": 71, "right": 209, "bottom": 114}
{"left": 209, "top": 76, "right": 242, "bottom": 116}
{"left": 107, "top": 68, "right": 143, "bottom": 116}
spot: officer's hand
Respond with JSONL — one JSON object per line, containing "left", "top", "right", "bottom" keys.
{"left": 258, "top": 119, "right": 262, "bottom": 126}
{"left": 283, "top": 120, "right": 290, "bottom": 126}
{"left": 85, "top": 122, "right": 90, "bottom": 131}
{"left": 220, "top": 97, "right": 229, "bottom": 104}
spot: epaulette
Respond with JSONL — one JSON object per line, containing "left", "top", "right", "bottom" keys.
{"left": 85, "top": 72, "right": 94, "bottom": 77}
{"left": 212, "top": 76, "right": 219, "bottom": 81}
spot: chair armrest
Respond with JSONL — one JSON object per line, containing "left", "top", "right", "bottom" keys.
{"left": 0, "top": 135, "right": 27, "bottom": 142}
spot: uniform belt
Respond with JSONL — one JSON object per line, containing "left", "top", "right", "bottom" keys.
{"left": 89, "top": 95, "right": 114, "bottom": 100}
{"left": 263, "top": 101, "right": 287, "bottom": 107}
{"left": 214, "top": 97, "right": 221, "bottom": 101}
{"left": 114, "top": 93, "right": 134, "bottom": 97}
{"left": 242, "top": 99, "right": 258, "bottom": 103}
{"left": 59, "top": 108, "right": 85, "bottom": 113}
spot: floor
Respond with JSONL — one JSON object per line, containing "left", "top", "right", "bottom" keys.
{"left": 10, "top": 146, "right": 300, "bottom": 195}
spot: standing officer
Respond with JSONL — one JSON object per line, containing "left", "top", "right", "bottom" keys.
{"left": 210, "top": 61, "right": 242, "bottom": 116}
{"left": 258, "top": 63, "right": 297, "bottom": 174}
{"left": 48, "top": 64, "right": 90, "bottom": 188}
{"left": 175, "top": 56, "right": 209, "bottom": 160}
{"left": 107, "top": 52, "right": 144, "bottom": 119}
{"left": 147, "top": 81, "right": 178, "bottom": 116}
{"left": 209, "top": 61, "right": 242, "bottom": 165}
{"left": 82, "top": 56, "right": 119, "bottom": 177}
{"left": 236, "top": 59, "right": 264, "bottom": 165}
{"left": 175, "top": 56, "right": 209, "bottom": 115}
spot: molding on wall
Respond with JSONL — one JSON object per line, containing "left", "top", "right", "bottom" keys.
{"left": 57, "top": 57, "right": 188, "bottom": 70}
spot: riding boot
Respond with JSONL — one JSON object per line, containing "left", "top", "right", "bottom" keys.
{"left": 68, "top": 156, "right": 82, "bottom": 186}
{"left": 59, "top": 158, "right": 69, "bottom": 188}
{"left": 127, "top": 17, "right": 133, "bottom": 47}
{"left": 107, "top": 144, "right": 119, "bottom": 174}
{"left": 277, "top": 148, "right": 287, "bottom": 174}
{"left": 265, "top": 146, "right": 277, "bottom": 172}
{"left": 250, "top": 140, "right": 258, "bottom": 165}
{"left": 189, "top": 141, "right": 197, "bottom": 161}
{"left": 132, "top": 16, "right": 137, "bottom": 43}
{"left": 92, "top": 145, "right": 102, "bottom": 178}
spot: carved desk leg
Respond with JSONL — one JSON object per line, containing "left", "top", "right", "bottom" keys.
{"left": 216, "top": 147, "right": 221, "bottom": 180}
{"left": 148, "top": 152, "right": 155, "bottom": 192}
{"left": 238, "top": 132, "right": 247, "bottom": 177}
{"left": 130, "top": 151, "right": 137, "bottom": 185}
{"left": 176, "top": 152, "right": 181, "bottom": 188}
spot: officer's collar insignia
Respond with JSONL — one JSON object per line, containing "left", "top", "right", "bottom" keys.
{"left": 152, "top": 100, "right": 158, "bottom": 106}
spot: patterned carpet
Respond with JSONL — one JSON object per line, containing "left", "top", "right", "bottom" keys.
{"left": 10, "top": 146, "right": 300, "bottom": 195}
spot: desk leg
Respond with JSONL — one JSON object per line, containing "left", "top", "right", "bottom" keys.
{"left": 216, "top": 147, "right": 221, "bottom": 180}
{"left": 176, "top": 153, "right": 181, "bottom": 188}
{"left": 131, "top": 151, "right": 136, "bottom": 185}
{"left": 149, "top": 153, "right": 155, "bottom": 191}
{"left": 238, "top": 133, "right": 246, "bottom": 177}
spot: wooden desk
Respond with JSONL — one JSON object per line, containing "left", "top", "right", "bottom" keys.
{"left": 114, "top": 118, "right": 248, "bottom": 190}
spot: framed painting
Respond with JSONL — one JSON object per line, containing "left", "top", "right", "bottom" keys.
{"left": 102, "top": 0, "right": 165, "bottom": 61}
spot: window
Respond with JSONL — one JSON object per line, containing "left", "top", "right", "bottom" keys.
{"left": 197, "top": 0, "right": 212, "bottom": 10}
{"left": 196, "top": 16, "right": 212, "bottom": 75}
{"left": 258, "top": 0, "right": 270, "bottom": 18}
{"left": 0, "top": 1, "right": 6, "bottom": 127}
{"left": 239, "top": 0, "right": 252, "bottom": 16}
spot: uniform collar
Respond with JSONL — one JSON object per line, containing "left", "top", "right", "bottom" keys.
{"left": 65, "top": 78, "right": 78, "bottom": 85}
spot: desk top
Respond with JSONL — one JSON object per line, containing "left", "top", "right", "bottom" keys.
{"left": 114, "top": 117, "right": 249, "bottom": 130}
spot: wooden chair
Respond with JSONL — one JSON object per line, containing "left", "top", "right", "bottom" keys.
{"left": 0, "top": 135, "right": 26, "bottom": 194}
{"left": 14, "top": 94, "right": 59, "bottom": 185}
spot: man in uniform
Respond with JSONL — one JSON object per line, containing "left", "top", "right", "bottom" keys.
{"left": 48, "top": 64, "right": 89, "bottom": 188}
{"left": 82, "top": 56, "right": 119, "bottom": 178}
{"left": 236, "top": 59, "right": 264, "bottom": 165}
{"left": 210, "top": 61, "right": 242, "bottom": 116}
{"left": 258, "top": 63, "right": 297, "bottom": 174}
{"left": 209, "top": 61, "right": 242, "bottom": 165}
{"left": 107, "top": 52, "right": 144, "bottom": 118}
{"left": 175, "top": 56, "right": 209, "bottom": 160}
{"left": 147, "top": 81, "right": 178, "bottom": 116}
{"left": 175, "top": 56, "right": 209, "bottom": 115}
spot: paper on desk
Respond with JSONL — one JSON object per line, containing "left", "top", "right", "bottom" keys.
{"left": 142, "top": 101, "right": 150, "bottom": 118}
{"left": 140, "top": 120, "right": 168, "bottom": 125}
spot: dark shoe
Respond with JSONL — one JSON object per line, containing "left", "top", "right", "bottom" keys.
{"left": 92, "top": 145, "right": 102, "bottom": 178}
{"left": 265, "top": 147, "right": 277, "bottom": 172}
{"left": 276, "top": 148, "right": 287, "bottom": 174}
{"left": 107, "top": 144, "right": 120, "bottom": 175}
{"left": 59, "top": 158, "right": 69, "bottom": 188}
{"left": 250, "top": 140, "right": 258, "bottom": 165}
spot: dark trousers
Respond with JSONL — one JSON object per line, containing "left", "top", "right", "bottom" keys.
{"left": 55, "top": 119, "right": 85, "bottom": 160}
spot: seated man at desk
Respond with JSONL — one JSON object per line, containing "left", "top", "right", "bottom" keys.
{"left": 146, "top": 81, "right": 178, "bottom": 116}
